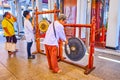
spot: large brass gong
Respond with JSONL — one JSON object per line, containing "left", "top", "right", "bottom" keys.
{"left": 39, "top": 20, "right": 49, "bottom": 32}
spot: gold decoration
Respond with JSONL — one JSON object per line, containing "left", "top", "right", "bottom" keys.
{"left": 39, "top": 20, "right": 49, "bottom": 32}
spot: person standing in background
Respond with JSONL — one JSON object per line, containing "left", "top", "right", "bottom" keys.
{"left": 2, "top": 12, "right": 17, "bottom": 55}
{"left": 23, "top": 10, "right": 35, "bottom": 59}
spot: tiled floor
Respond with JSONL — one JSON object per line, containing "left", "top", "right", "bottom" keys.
{"left": 0, "top": 35, "right": 120, "bottom": 80}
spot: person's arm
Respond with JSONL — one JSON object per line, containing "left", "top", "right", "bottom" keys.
{"left": 10, "top": 14, "right": 17, "bottom": 22}
{"left": 58, "top": 27, "right": 68, "bottom": 44}
{"left": 3, "top": 27, "right": 11, "bottom": 36}
{"left": 2, "top": 20, "right": 11, "bottom": 36}
{"left": 25, "top": 20, "right": 33, "bottom": 32}
{"left": 29, "top": 21, "right": 34, "bottom": 30}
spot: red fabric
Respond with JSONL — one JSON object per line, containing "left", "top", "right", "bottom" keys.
{"left": 58, "top": 40, "right": 63, "bottom": 59}
{"left": 45, "top": 45, "right": 59, "bottom": 73}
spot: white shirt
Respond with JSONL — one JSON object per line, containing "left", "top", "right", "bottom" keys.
{"left": 24, "top": 18, "right": 34, "bottom": 42}
{"left": 43, "top": 21, "right": 66, "bottom": 46}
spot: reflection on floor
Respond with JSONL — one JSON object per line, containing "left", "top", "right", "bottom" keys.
{"left": 0, "top": 35, "right": 120, "bottom": 80}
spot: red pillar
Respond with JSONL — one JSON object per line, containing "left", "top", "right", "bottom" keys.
{"left": 88, "top": 17, "right": 96, "bottom": 69}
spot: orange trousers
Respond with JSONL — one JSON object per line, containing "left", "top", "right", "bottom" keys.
{"left": 45, "top": 45, "right": 59, "bottom": 73}
{"left": 58, "top": 40, "right": 63, "bottom": 59}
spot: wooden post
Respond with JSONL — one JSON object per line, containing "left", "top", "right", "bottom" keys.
{"left": 35, "top": 7, "right": 41, "bottom": 53}
{"left": 54, "top": 3, "right": 58, "bottom": 20}
{"left": 85, "top": 17, "right": 96, "bottom": 74}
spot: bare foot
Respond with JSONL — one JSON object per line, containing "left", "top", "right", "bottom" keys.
{"left": 57, "top": 69, "right": 62, "bottom": 73}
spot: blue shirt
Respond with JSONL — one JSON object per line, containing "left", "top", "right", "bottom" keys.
{"left": 43, "top": 21, "right": 66, "bottom": 46}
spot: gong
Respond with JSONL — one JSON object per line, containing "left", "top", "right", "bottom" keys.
{"left": 39, "top": 20, "right": 49, "bottom": 32}
{"left": 65, "top": 37, "right": 86, "bottom": 61}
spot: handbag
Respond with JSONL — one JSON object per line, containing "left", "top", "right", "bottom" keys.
{"left": 5, "top": 37, "right": 16, "bottom": 52}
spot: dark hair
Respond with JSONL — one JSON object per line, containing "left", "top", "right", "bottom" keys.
{"left": 23, "top": 10, "right": 30, "bottom": 17}
{"left": 3, "top": 12, "right": 9, "bottom": 17}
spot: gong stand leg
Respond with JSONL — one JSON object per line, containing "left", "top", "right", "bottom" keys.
{"left": 84, "top": 43, "right": 95, "bottom": 74}
{"left": 35, "top": 8, "right": 43, "bottom": 53}
{"left": 84, "top": 17, "right": 96, "bottom": 74}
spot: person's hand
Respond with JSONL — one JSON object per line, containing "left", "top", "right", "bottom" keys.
{"left": 10, "top": 13, "right": 17, "bottom": 21}
{"left": 10, "top": 13, "right": 14, "bottom": 17}
{"left": 65, "top": 40, "right": 68, "bottom": 45}
{"left": 9, "top": 13, "right": 12, "bottom": 17}
{"left": 32, "top": 18, "right": 35, "bottom": 26}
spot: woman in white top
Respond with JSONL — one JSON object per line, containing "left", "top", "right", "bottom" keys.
{"left": 23, "top": 10, "right": 35, "bottom": 59}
